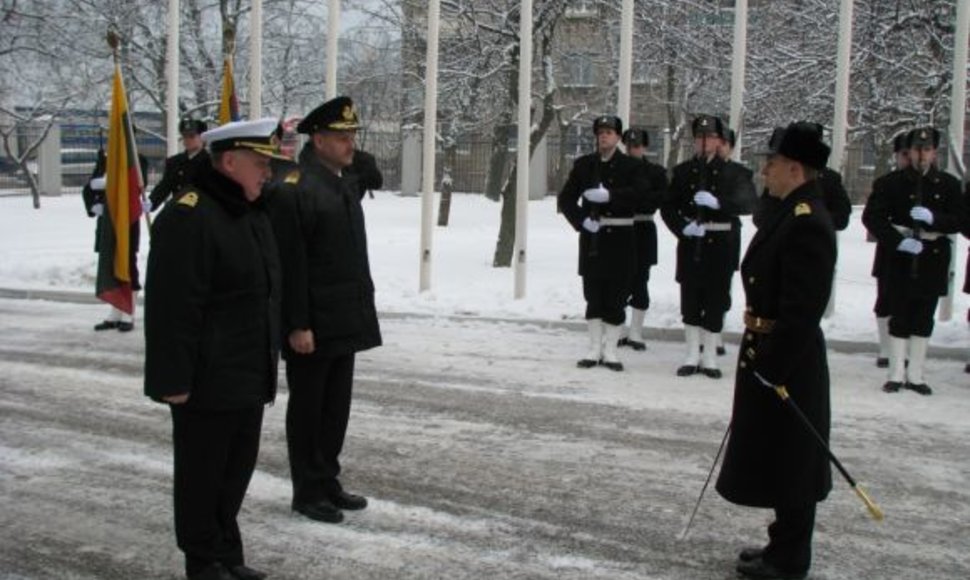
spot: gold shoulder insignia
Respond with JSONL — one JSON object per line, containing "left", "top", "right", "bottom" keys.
{"left": 178, "top": 191, "right": 199, "bottom": 208}
{"left": 284, "top": 170, "right": 300, "bottom": 184}
{"left": 794, "top": 202, "right": 811, "bottom": 217}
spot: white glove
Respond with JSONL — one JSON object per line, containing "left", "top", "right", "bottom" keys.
{"left": 910, "top": 206, "right": 933, "bottom": 225}
{"left": 582, "top": 183, "right": 610, "bottom": 204}
{"left": 693, "top": 190, "right": 720, "bottom": 210}
{"left": 582, "top": 217, "right": 600, "bottom": 233}
{"left": 682, "top": 221, "right": 706, "bottom": 238}
{"left": 897, "top": 238, "right": 923, "bottom": 255}
{"left": 89, "top": 176, "right": 106, "bottom": 191}
{"left": 142, "top": 199, "right": 153, "bottom": 214}
{"left": 91, "top": 203, "right": 104, "bottom": 217}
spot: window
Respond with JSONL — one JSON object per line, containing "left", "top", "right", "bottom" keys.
{"left": 562, "top": 53, "right": 595, "bottom": 87}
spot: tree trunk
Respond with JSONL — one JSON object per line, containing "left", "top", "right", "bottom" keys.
{"left": 437, "top": 146, "right": 456, "bottom": 226}
{"left": 492, "top": 164, "right": 517, "bottom": 267}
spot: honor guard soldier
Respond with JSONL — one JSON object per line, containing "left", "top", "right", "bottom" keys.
{"left": 148, "top": 118, "right": 211, "bottom": 212}
{"left": 558, "top": 115, "right": 647, "bottom": 371}
{"left": 661, "top": 115, "right": 757, "bottom": 378}
{"left": 617, "top": 127, "right": 668, "bottom": 351}
{"left": 716, "top": 122, "right": 837, "bottom": 580}
{"left": 144, "top": 118, "right": 285, "bottom": 580}
{"left": 870, "top": 132, "right": 911, "bottom": 368}
{"left": 862, "top": 127, "right": 965, "bottom": 395}
{"left": 266, "top": 96, "right": 382, "bottom": 524}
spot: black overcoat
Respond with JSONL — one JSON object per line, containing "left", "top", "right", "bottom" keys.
{"left": 149, "top": 149, "right": 211, "bottom": 210}
{"left": 633, "top": 158, "right": 668, "bottom": 267}
{"left": 144, "top": 163, "right": 281, "bottom": 410}
{"left": 266, "top": 144, "right": 382, "bottom": 359}
{"left": 716, "top": 182, "right": 836, "bottom": 508}
{"left": 862, "top": 166, "right": 964, "bottom": 298}
{"left": 557, "top": 150, "right": 646, "bottom": 278}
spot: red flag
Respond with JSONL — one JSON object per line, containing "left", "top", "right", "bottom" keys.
{"left": 96, "top": 60, "right": 144, "bottom": 314}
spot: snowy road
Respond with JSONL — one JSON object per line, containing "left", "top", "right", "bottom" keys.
{"left": 1, "top": 298, "right": 969, "bottom": 579}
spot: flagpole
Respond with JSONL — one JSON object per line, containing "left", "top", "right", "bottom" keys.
{"left": 250, "top": 0, "right": 263, "bottom": 117}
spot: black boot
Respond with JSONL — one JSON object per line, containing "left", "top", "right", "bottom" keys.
{"left": 882, "top": 381, "right": 903, "bottom": 393}
{"left": 905, "top": 382, "right": 933, "bottom": 396}
{"left": 736, "top": 557, "right": 807, "bottom": 579}
{"left": 576, "top": 358, "right": 598, "bottom": 369}
{"left": 94, "top": 320, "right": 120, "bottom": 331}
{"left": 676, "top": 365, "right": 699, "bottom": 377}
{"left": 738, "top": 547, "right": 764, "bottom": 562}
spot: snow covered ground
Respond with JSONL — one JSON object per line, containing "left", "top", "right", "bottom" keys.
{"left": 1, "top": 192, "right": 969, "bottom": 579}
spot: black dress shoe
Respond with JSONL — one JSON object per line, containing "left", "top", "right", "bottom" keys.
{"left": 577, "top": 358, "right": 598, "bottom": 368}
{"left": 905, "top": 382, "right": 933, "bottom": 396}
{"left": 188, "top": 563, "right": 235, "bottom": 580}
{"left": 882, "top": 381, "right": 903, "bottom": 393}
{"left": 738, "top": 546, "right": 764, "bottom": 562}
{"left": 599, "top": 360, "right": 624, "bottom": 372}
{"left": 329, "top": 490, "right": 368, "bottom": 511}
{"left": 293, "top": 499, "right": 344, "bottom": 523}
{"left": 676, "top": 364, "right": 699, "bottom": 377}
{"left": 117, "top": 321, "right": 134, "bottom": 332}
{"left": 700, "top": 367, "right": 722, "bottom": 379}
{"left": 716, "top": 346, "right": 726, "bottom": 356}
{"left": 228, "top": 564, "right": 267, "bottom": 580}
{"left": 618, "top": 337, "right": 647, "bottom": 351}
{"left": 876, "top": 357, "right": 889, "bottom": 368}
{"left": 736, "top": 557, "right": 807, "bottom": 579}
{"left": 94, "top": 320, "right": 120, "bottom": 331}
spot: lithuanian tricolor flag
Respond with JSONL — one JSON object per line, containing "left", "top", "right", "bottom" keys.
{"left": 218, "top": 56, "right": 240, "bottom": 125}
{"left": 96, "top": 60, "right": 144, "bottom": 315}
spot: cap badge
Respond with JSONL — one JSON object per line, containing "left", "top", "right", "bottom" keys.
{"left": 342, "top": 105, "right": 355, "bottom": 121}
{"left": 795, "top": 202, "right": 811, "bottom": 217}
{"left": 178, "top": 192, "right": 199, "bottom": 208}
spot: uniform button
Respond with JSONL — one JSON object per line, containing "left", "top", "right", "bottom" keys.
{"left": 739, "top": 361, "right": 747, "bottom": 368}
{"left": 749, "top": 277, "right": 756, "bottom": 284}
{"left": 745, "top": 333, "right": 753, "bottom": 342}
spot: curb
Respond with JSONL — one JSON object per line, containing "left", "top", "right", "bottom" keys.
{"left": 1, "top": 286, "right": 966, "bottom": 361}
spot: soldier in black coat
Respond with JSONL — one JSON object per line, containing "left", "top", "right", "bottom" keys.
{"left": 616, "top": 127, "right": 668, "bottom": 351}
{"left": 862, "top": 127, "right": 965, "bottom": 395}
{"left": 265, "top": 96, "right": 382, "bottom": 525}
{"left": 716, "top": 122, "right": 837, "bottom": 580}
{"left": 148, "top": 118, "right": 211, "bottom": 212}
{"left": 82, "top": 147, "right": 149, "bottom": 332}
{"left": 558, "top": 115, "right": 646, "bottom": 371}
{"left": 144, "top": 118, "right": 284, "bottom": 580}
{"left": 869, "top": 132, "right": 911, "bottom": 368}
{"left": 661, "top": 115, "right": 756, "bottom": 378}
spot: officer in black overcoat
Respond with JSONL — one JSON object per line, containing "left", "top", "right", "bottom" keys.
{"left": 265, "top": 96, "right": 382, "bottom": 524}
{"left": 144, "top": 118, "right": 284, "bottom": 580}
{"left": 869, "top": 132, "right": 911, "bottom": 368}
{"left": 617, "top": 127, "right": 668, "bottom": 351}
{"left": 661, "top": 115, "right": 756, "bottom": 378}
{"left": 862, "top": 127, "right": 965, "bottom": 395}
{"left": 82, "top": 146, "right": 149, "bottom": 332}
{"left": 558, "top": 115, "right": 646, "bottom": 371}
{"left": 715, "top": 122, "right": 837, "bottom": 580}
{"left": 148, "top": 118, "right": 211, "bottom": 212}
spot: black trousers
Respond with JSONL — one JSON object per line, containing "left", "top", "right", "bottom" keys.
{"left": 679, "top": 278, "right": 731, "bottom": 333}
{"left": 873, "top": 275, "right": 891, "bottom": 317}
{"left": 628, "top": 263, "right": 652, "bottom": 311}
{"left": 171, "top": 404, "right": 263, "bottom": 576}
{"left": 583, "top": 276, "right": 629, "bottom": 325}
{"left": 763, "top": 504, "right": 816, "bottom": 574}
{"left": 285, "top": 353, "right": 356, "bottom": 505}
{"left": 888, "top": 294, "right": 938, "bottom": 338}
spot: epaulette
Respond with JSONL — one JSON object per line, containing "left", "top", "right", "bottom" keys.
{"left": 177, "top": 191, "right": 199, "bottom": 209}
{"left": 284, "top": 170, "right": 300, "bottom": 185}
{"left": 794, "top": 202, "right": 811, "bottom": 217}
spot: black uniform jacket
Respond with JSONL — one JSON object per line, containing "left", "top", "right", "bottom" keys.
{"left": 144, "top": 163, "right": 282, "bottom": 410}
{"left": 862, "top": 166, "right": 964, "bottom": 297}
{"left": 348, "top": 149, "right": 383, "bottom": 199}
{"left": 963, "top": 182, "right": 970, "bottom": 294}
{"left": 557, "top": 150, "right": 646, "bottom": 278}
{"left": 634, "top": 158, "right": 669, "bottom": 267}
{"left": 149, "top": 149, "right": 211, "bottom": 210}
{"left": 661, "top": 156, "right": 757, "bottom": 283}
{"left": 754, "top": 167, "right": 851, "bottom": 232}
{"left": 266, "top": 144, "right": 382, "bottom": 359}
{"left": 716, "top": 182, "right": 836, "bottom": 508}
{"left": 82, "top": 151, "right": 148, "bottom": 256}
{"left": 866, "top": 169, "right": 897, "bottom": 279}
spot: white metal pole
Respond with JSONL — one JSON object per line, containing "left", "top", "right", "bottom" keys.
{"left": 940, "top": 0, "right": 969, "bottom": 322}
{"left": 728, "top": 0, "right": 748, "bottom": 161}
{"left": 326, "top": 0, "right": 340, "bottom": 99}
{"left": 830, "top": 0, "right": 854, "bottom": 173}
{"left": 419, "top": 0, "right": 441, "bottom": 293}
{"left": 249, "top": 0, "right": 262, "bottom": 117}
{"left": 165, "top": 0, "right": 180, "bottom": 156}
{"left": 617, "top": 0, "right": 634, "bottom": 125}
{"left": 513, "top": 0, "right": 533, "bottom": 299}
